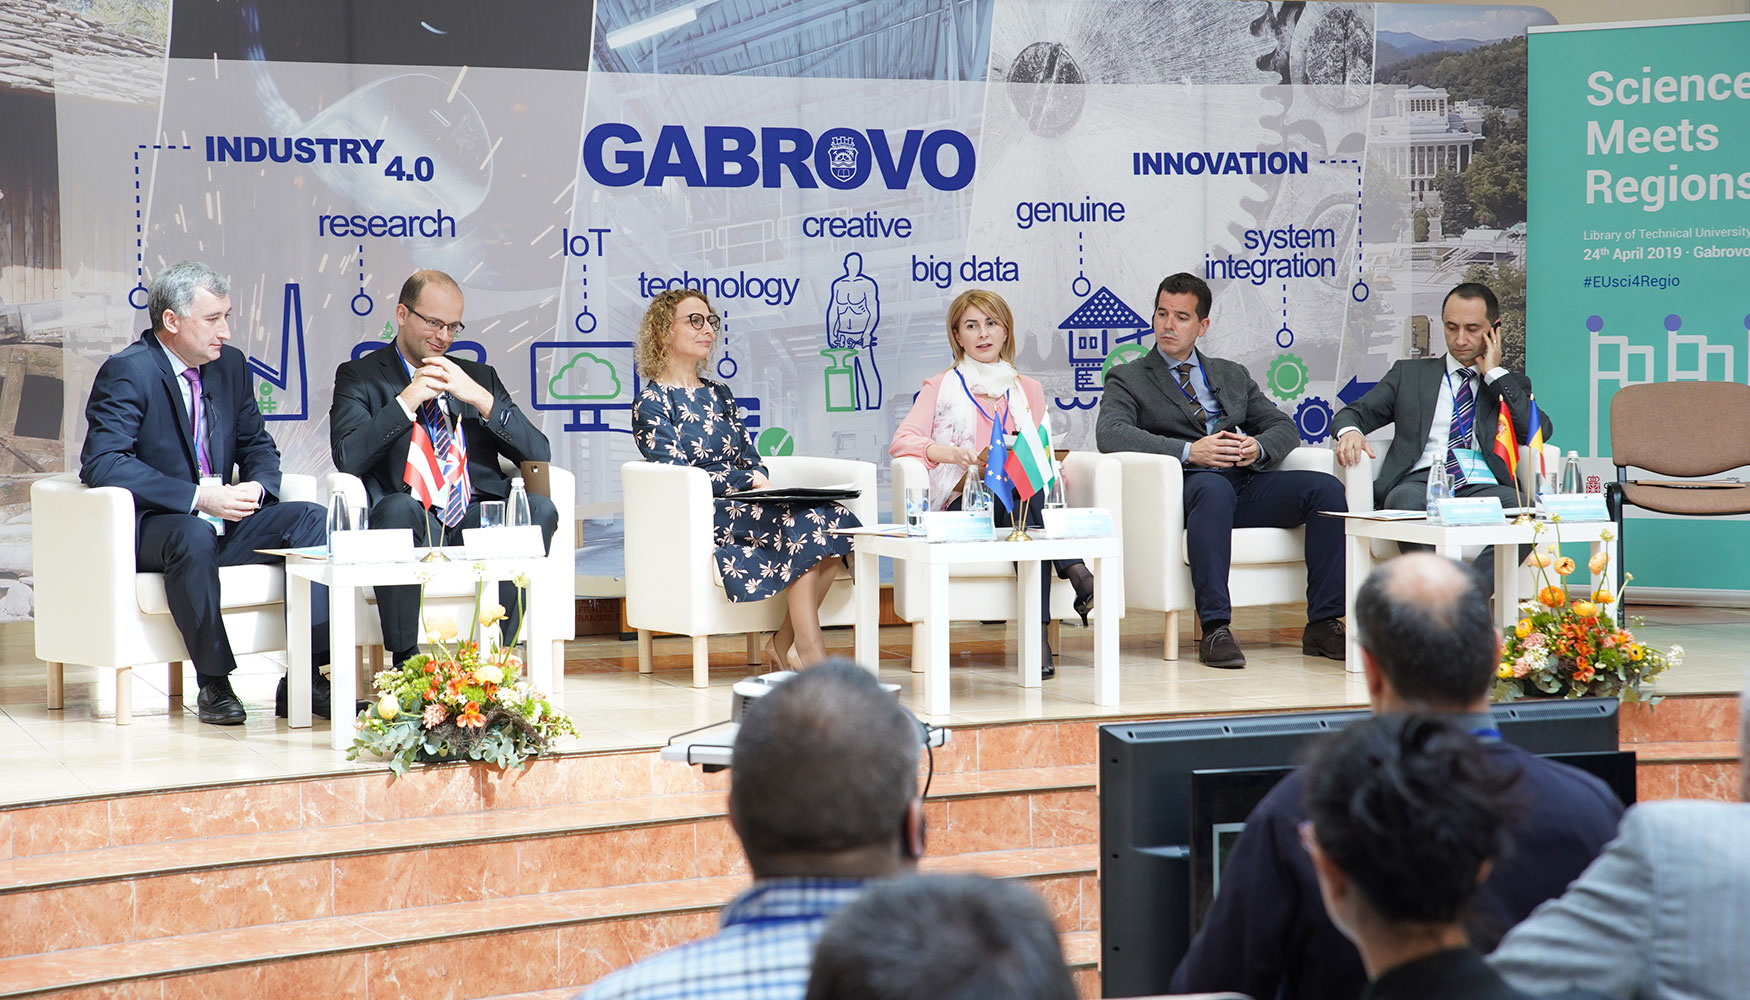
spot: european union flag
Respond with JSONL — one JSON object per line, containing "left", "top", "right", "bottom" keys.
{"left": 983, "top": 415, "right": 1014, "bottom": 515}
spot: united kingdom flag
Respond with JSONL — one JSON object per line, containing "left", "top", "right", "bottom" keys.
{"left": 405, "top": 399, "right": 470, "bottom": 527}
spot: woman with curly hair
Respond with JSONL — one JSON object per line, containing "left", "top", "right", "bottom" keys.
{"left": 632, "top": 288, "right": 859, "bottom": 668}
{"left": 889, "top": 288, "right": 1093, "bottom": 678}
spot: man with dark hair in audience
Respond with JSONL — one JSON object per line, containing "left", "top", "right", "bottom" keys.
{"left": 804, "top": 873, "right": 1077, "bottom": 1000}
{"left": 577, "top": 659, "right": 926, "bottom": 999}
{"left": 1488, "top": 685, "right": 1750, "bottom": 999}
{"left": 1170, "top": 553, "right": 1624, "bottom": 1000}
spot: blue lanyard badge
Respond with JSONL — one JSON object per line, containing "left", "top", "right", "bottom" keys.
{"left": 955, "top": 370, "right": 1009, "bottom": 430}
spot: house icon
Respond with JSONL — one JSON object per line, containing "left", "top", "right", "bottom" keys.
{"left": 1058, "top": 286, "right": 1150, "bottom": 393}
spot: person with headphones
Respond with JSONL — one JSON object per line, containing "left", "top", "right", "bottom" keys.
{"left": 575, "top": 660, "right": 927, "bottom": 1000}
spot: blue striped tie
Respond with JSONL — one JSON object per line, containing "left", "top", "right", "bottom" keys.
{"left": 1445, "top": 368, "right": 1476, "bottom": 486}
{"left": 421, "top": 398, "right": 467, "bottom": 527}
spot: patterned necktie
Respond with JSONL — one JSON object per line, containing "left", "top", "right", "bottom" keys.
{"left": 420, "top": 397, "right": 469, "bottom": 527}
{"left": 1174, "top": 362, "right": 1210, "bottom": 431}
{"left": 1445, "top": 367, "right": 1476, "bottom": 486}
{"left": 179, "top": 367, "right": 211, "bottom": 477}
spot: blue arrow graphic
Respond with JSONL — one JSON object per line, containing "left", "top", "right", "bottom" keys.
{"left": 1337, "top": 376, "right": 1377, "bottom": 407}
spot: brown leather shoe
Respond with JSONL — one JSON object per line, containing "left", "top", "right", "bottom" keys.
{"left": 1303, "top": 617, "right": 1346, "bottom": 660}
{"left": 1199, "top": 625, "right": 1246, "bottom": 669}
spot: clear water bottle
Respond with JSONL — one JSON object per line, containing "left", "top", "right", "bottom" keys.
{"left": 1425, "top": 464, "right": 1451, "bottom": 523}
{"left": 1560, "top": 451, "right": 1584, "bottom": 494}
{"left": 325, "top": 489, "right": 352, "bottom": 556}
{"left": 509, "top": 477, "right": 532, "bottom": 528}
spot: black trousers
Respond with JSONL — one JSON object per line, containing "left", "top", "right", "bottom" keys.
{"left": 1182, "top": 467, "right": 1347, "bottom": 626}
{"left": 368, "top": 492, "right": 560, "bottom": 655}
{"left": 135, "top": 501, "right": 330, "bottom": 683}
{"left": 946, "top": 493, "right": 1085, "bottom": 621}
{"left": 1383, "top": 470, "right": 1528, "bottom": 596}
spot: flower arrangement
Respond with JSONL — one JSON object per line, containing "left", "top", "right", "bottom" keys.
{"left": 1495, "top": 519, "right": 1680, "bottom": 703}
{"left": 349, "top": 572, "right": 576, "bottom": 774}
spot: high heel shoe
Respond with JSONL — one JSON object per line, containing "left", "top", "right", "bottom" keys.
{"left": 1040, "top": 623, "right": 1056, "bottom": 680}
{"left": 1067, "top": 564, "right": 1095, "bottom": 627}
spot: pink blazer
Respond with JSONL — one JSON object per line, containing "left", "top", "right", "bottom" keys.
{"left": 889, "top": 370, "right": 1048, "bottom": 468}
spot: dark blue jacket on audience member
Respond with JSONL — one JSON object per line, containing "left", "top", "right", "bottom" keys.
{"left": 1169, "top": 737, "right": 1624, "bottom": 1000}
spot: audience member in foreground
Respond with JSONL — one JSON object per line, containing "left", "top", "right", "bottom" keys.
{"left": 631, "top": 287, "right": 859, "bottom": 667}
{"left": 889, "top": 287, "right": 1095, "bottom": 678}
{"left": 804, "top": 873, "right": 1076, "bottom": 1000}
{"left": 80, "top": 260, "right": 331, "bottom": 725}
{"left": 1170, "top": 553, "right": 1623, "bottom": 1000}
{"left": 578, "top": 660, "right": 925, "bottom": 999}
{"left": 1488, "top": 687, "right": 1750, "bottom": 1000}
{"left": 1303, "top": 714, "right": 1609, "bottom": 1000}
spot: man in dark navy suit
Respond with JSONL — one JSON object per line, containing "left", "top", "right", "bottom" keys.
{"left": 80, "top": 261, "right": 331, "bottom": 725}
{"left": 329, "top": 269, "right": 555, "bottom": 667}
{"left": 1170, "top": 553, "right": 1624, "bottom": 1000}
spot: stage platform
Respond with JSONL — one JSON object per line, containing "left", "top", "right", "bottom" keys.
{"left": 0, "top": 605, "right": 1741, "bottom": 998}
{"left": 0, "top": 602, "right": 1744, "bottom": 804}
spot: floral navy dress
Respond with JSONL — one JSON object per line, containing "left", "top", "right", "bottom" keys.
{"left": 633, "top": 379, "right": 859, "bottom": 602}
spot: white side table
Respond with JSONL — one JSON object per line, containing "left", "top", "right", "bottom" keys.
{"left": 846, "top": 531, "right": 1122, "bottom": 717}
{"left": 284, "top": 550, "right": 554, "bottom": 750}
{"left": 1340, "top": 516, "right": 1619, "bottom": 674}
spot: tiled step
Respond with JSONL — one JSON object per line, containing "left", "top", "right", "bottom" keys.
{"left": 3, "top": 844, "right": 1097, "bottom": 999}
{"left": 1634, "top": 740, "right": 1741, "bottom": 802}
{"left": 1618, "top": 693, "right": 1741, "bottom": 744}
{"left": 0, "top": 766, "right": 1095, "bottom": 958}
{"left": 472, "top": 931, "right": 1104, "bottom": 1000}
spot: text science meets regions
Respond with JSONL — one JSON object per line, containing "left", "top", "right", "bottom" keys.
{"left": 1582, "top": 65, "right": 1750, "bottom": 213}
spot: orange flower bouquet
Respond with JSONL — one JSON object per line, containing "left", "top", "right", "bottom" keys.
{"left": 1496, "top": 519, "right": 1679, "bottom": 703}
{"left": 349, "top": 572, "right": 576, "bottom": 775}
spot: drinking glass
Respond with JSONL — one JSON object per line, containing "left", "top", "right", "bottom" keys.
{"left": 904, "top": 487, "right": 931, "bottom": 535}
{"left": 479, "top": 500, "right": 506, "bottom": 528}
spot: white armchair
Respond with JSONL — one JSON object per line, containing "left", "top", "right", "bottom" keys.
{"left": 622, "top": 455, "right": 877, "bottom": 687}
{"left": 888, "top": 452, "right": 1125, "bottom": 669}
{"left": 1110, "top": 447, "right": 1358, "bottom": 659}
{"left": 32, "top": 472, "right": 318, "bottom": 725}
{"left": 323, "top": 465, "right": 577, "bottom": 675}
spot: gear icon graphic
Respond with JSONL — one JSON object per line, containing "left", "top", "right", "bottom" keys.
{"left": 1295, "top": 396, "right": 1335, "bottom": 444}
{"left": 1267, "top": 352, "right": 1309, "bottom": 401}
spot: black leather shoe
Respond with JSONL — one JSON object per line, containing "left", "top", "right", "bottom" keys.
{"left": 1040, "top": 625, "right": 1057, "bottom": 680}
{"left": 196, "top": 680, "right": 247, "bottom": 725}
{"left": 275, "top": 673, "right": 332, "bottom": 719}
{"left": 1198, "top": 625, "right": 1247, "bottom": 669}
{"left": 1303, "top": 617, "right": 1346, "bottom": 660}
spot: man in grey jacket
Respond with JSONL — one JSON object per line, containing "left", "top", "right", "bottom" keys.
{"left": 1488, "top": 688, "right": 1750, "bottom": 1000}
{"left": 1096, "top": 272, "right": 1346, "bottom": 668}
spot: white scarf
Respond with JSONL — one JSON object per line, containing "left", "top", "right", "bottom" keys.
{"left": 927, "top": 357, "right": 1023, "bottom": 507}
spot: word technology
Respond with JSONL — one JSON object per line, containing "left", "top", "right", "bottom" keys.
{"left": 583, "top": 124, "right": 975, "bottom": 190}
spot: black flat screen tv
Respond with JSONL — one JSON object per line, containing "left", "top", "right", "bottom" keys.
{"left": 1098, "top": 698, "right": 1623, "bottom": 998}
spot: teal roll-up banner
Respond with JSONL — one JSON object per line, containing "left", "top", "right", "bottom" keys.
{"left": 1528, "top": 15, "right": 1750, "bottom": 591}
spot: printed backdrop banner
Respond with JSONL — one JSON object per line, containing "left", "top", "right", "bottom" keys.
{"left": 1528, "top": 14, "right": 1750, "bottom": 591}
{"left": 0, "top": 0, "right": 1546, "bottom": 617}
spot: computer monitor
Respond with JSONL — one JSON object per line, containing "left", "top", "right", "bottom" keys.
{"left": 1098, "top": 698, "right": 1622, "bottom": 998}
{"left": 529, "top": 340, "right": 638, "bottom": 432}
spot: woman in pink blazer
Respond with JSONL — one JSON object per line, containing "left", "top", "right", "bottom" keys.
{"left": 890, "top": 289, "right": 1094, "bottom": 677}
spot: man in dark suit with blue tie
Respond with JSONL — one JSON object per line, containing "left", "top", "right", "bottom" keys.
{"left": 1096, "top": 273, "right": 1347, "bottom": 668}
{"left": 329, "top": 270, "right": 556, "bottom": 668}
{"left": 1333, "top": 282, "right": 1550, "bottom": 590}
{"left": 80, "top": 261, "right": 331, "bottom": 725}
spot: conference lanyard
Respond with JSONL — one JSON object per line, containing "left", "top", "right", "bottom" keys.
{"left": 955, "top": 369, "right": 1011, "bottom": 432}
{"left": 1444, "top": 368, "right": 1475, "bottom": 440}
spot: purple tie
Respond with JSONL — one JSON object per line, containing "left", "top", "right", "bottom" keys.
{"left": 180, "top": 367, "right": 211, "bottom": 477}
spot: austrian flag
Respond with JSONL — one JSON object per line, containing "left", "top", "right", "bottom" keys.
{"left": 404, "top": 412, "right": 470, "bottom": 526}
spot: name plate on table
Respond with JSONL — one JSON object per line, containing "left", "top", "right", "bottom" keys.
{"left": 1432, "top": 496, "right": 1507, "bottom": 526}
{"left": 1040, "top": 507, "right": 1113, "bottom": 538}
{"left": 330, "top": 528, "right": 415, "bottom": 564}
{"left": 921, "top": 510, "right": 998, "bottom": 542}
{"left": 462, "top": 525, "right": 545, "bottom": 559}
{"left": 1538, "top": 494, "right": 1611, "bottom": 522}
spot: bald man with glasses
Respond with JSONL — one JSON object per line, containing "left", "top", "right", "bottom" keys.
{"left": 329, "top": 269, "right": 556, "bottom": 667}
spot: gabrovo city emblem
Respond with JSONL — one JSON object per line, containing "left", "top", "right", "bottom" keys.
{"left": 827, "top": 135, "right": 858, "bottom": 184}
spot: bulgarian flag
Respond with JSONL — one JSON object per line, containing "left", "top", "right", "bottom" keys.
{"left": 1492, "top": 398, "right": 1518, "bottom": 483}
{"left": 1004, "top": 412, "right": 1058, "bottom": 501}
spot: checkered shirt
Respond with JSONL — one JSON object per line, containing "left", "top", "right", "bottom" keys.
{"left": 576, "top": 878, "right": 868, "bottom": 1000}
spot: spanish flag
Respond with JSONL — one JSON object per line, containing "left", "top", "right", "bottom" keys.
{"left": 1493, "top": 398, "right": 1518, "bottom": 482}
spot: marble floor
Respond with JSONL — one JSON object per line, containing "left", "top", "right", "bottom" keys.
{"left": 2, "top": 602, "right": 1744, "bottom": 806}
